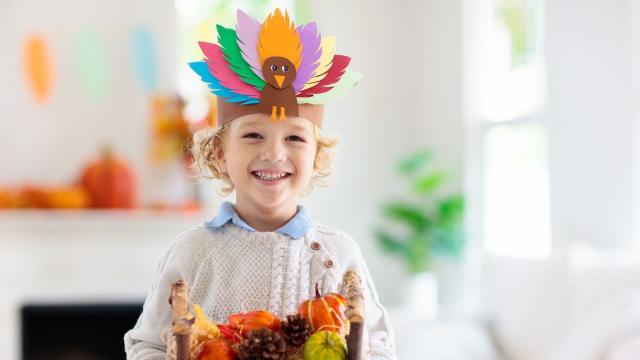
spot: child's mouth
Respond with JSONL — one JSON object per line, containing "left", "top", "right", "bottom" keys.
{"left": 251, "top": 171, "right": 292, "bottom": 183}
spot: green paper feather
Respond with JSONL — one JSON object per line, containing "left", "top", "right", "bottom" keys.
{"left": 297, "top": 69, "right": 362, "bottom": 104}
{"left": 216, "top": 25, "right": 265, "bottom": 91}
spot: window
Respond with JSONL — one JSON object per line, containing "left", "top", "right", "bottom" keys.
{"left": 483, "top": 121, "right": 551, "bottom": 258}
{"left": 466, "top": 0, "right": 551, "bottom": 258}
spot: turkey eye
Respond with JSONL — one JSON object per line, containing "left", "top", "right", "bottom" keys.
{"left": 270, "top": 64, "right": 277, "bottom": 71}
{"left": 282, "top": 65, "right": 289, "bottom": 72}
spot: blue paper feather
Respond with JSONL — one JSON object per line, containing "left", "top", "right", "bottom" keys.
{"left": 189, "top": 61, "right": 259, "bottom": 104}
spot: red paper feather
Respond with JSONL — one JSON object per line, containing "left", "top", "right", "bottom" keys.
{"left": 298, "top": 55, "right": 351, "bottom": 97}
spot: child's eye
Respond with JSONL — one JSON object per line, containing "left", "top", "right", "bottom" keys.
{"left": 286, "top": 135, "right": 305, "bottom": 142}
{"left": 243, "top": 133, "right": 262, "bottom": 139}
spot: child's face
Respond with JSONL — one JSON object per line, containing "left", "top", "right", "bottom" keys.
{"left": 220, "top": 114, "right": 318, "bottom": 210}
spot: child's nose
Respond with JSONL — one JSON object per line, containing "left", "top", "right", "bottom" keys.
{"left": 259, "top": 139, "right": 286, "bottom": 162}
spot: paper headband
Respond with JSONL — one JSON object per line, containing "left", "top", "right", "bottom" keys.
{"left": 189, "top": 8, "right": 361, "bottom": 128}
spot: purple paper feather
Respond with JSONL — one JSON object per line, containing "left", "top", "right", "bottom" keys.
{"left": 293, "top": 22, "right": 322, "bottom": 93}
{"left": 236, "top": 9, "right": 263, "bottom": 80}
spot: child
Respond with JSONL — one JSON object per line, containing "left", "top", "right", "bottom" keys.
{"left": 124, "top": 8, "right": 396, "bottom": 359}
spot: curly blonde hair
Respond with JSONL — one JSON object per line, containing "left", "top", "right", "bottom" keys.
{"left": 189, "top": 122, "right": 339, "bottom": 196}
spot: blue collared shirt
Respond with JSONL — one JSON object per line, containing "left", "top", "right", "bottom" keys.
{"left": 204, "top": 201, "right": 312, "bottom": 240}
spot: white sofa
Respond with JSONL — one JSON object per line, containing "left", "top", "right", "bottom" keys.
{"left": 484, "top": 243, "right": 640, "bottom": 360}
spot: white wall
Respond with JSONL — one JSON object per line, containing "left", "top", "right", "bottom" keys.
{"left": 633, "top": 0, "right": 640, "bottom": 247}
{"left": 545, "top": 0, "right": 635, "bottom": 249}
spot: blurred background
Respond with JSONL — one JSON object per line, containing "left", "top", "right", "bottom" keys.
{"left": 1, "top": 0, "right": 639, "bottom": 359}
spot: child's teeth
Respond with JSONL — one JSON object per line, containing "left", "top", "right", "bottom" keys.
{"left": 255, "top": 171, "right": 287, "bottom": 180}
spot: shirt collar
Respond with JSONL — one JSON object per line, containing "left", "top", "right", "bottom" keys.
{"left": 205, "top": 201, "right": 312, "bottom": 240}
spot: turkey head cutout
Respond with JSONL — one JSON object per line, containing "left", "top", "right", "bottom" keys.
{"left": 260, "top": 56, "right": 298, "bottom": 120}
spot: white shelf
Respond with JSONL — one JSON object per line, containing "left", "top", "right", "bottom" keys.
{"left": 0, "top": 209, "right": 209, "bottom": 230}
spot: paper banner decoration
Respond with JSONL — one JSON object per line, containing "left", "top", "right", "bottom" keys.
{"left": 76, "top": 30, "right": 109, "bottom": 99}
{"left": 131, "top": 26, "right": 158, "bottom": 92}
{"left": 24, "top": 35, "right": 53, "bottom": 102}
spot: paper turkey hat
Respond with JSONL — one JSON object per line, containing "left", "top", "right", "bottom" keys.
{"left": 189, "top": 8, "right": 361, "bottom": 128}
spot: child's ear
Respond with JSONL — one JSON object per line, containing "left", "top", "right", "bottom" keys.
{"left": 213, "top": 137, "right": 227, "bottom": 173}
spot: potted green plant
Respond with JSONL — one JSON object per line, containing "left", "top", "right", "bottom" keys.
{"left": 374, "top": 148, "right": 465, "bottom": 316}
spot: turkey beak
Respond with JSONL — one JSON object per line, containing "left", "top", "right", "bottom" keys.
{"left": 274, "top": 75, "right": 285, "bottom": 89}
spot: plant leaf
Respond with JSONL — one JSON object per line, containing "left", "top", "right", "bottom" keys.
{"left": 398, "top": 149, "right": 432, "bottom": 174}
{"left": 413, "top": 171, "right": 448, "bottom": 194}
{"left": 405, "top": 234, "right": 431, "bottom": 273}
{"left": 432, "top": 225, "right": 465, "bottom": 258}
{"left": 375, "top": 230, "right": 406, "bottom": 254}
{"left": 438, "top": 194, "right": 465, "bottom": 224}
{"left": 382, "top": 202, "right": 430, "bottom": 231}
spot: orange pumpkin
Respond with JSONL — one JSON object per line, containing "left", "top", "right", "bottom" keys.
{"left": 227, "top": 310, "right": 280, "bottom": 337}
{"left": 79, "top": 147, "right": 137, "bottom": 208}
{"left": 196, "top": 339, "right": 236, "bottom": 360}
{"left": 298, "top": 283, "right": 347, "bottom": 333}
{"left": 217, "top": 324, "right": 242, "bottom": 344}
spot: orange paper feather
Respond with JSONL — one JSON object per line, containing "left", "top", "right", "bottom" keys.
{"left": 258, "top": 8, "right": 302, "bottom": 70}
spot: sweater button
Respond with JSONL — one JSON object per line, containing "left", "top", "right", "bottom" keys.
{"left": 324, "top": 259, "right": 334, "bottom": 268}
{"left": 311, "top": 242, "right": 321, "bottom": 250}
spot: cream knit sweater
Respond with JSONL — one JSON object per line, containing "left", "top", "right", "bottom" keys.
{"left": 124, "top": 222, "right": 397, "bottom": 359}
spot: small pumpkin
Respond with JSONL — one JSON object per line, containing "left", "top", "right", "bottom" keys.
{"left": 227, "top": 309, "right": 281, "bottom": 337}
{"left": 298, "top": 283, "right": 347, "bottom": 333}
{"left": 217, "top": 324, "right": 242, "bottom": 344}
{"left": 78, "top": 146, "right": 137, "bottom": 208}
{"left": 196, "top": 339, "right": 237, "bottom": 360}
{"left": 303, "top": 331, "right": 347, "bottom": 360}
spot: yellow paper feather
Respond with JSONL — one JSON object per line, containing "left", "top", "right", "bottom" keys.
{"left": 301, "top": 36, "right": 336, "bottom": 90}
{"left": 258, "top": 8, "right": 302, "bottom": 69}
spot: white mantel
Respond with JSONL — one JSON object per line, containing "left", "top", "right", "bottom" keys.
{"left": 0, "top": 210, "right": 206, "bottom": 360}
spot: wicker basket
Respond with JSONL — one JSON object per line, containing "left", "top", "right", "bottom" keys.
{"left": 167, "top": 270, "right": 365, "bottom": 360}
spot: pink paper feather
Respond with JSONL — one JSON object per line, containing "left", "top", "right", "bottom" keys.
{"left": 199, "top": 41, "right": 261, "bottom": 98}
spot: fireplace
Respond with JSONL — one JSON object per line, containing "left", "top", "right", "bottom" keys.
{"left": 21, "top": 303, "right": 143, "bottom": 360}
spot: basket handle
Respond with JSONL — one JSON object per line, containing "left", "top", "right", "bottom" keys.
{"left": 170, "top": 280, "right": 193, "bottom": 360}
{"left": 343, "top": 270, "right": 364, "bottom": 360}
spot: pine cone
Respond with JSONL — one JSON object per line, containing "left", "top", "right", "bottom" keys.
{"left": 237, "top": 328, "right": 286, "bottom": 360}
{"left": 280, "top": 315, "right": 311, "bottom": 347}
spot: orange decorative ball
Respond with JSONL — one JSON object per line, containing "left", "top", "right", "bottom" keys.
{"left": 196, "top": 339, "right": 236, "bottom": 360}
{"left": 298, "top": 283, "right": 347, "bottom": 333}
{"left": 78, "top": 147, "right": 137, "bottom": 208}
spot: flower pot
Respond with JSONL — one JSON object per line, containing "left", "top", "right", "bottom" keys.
{"left": 404, "top": 272, "right": 438, "bottom": 319}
